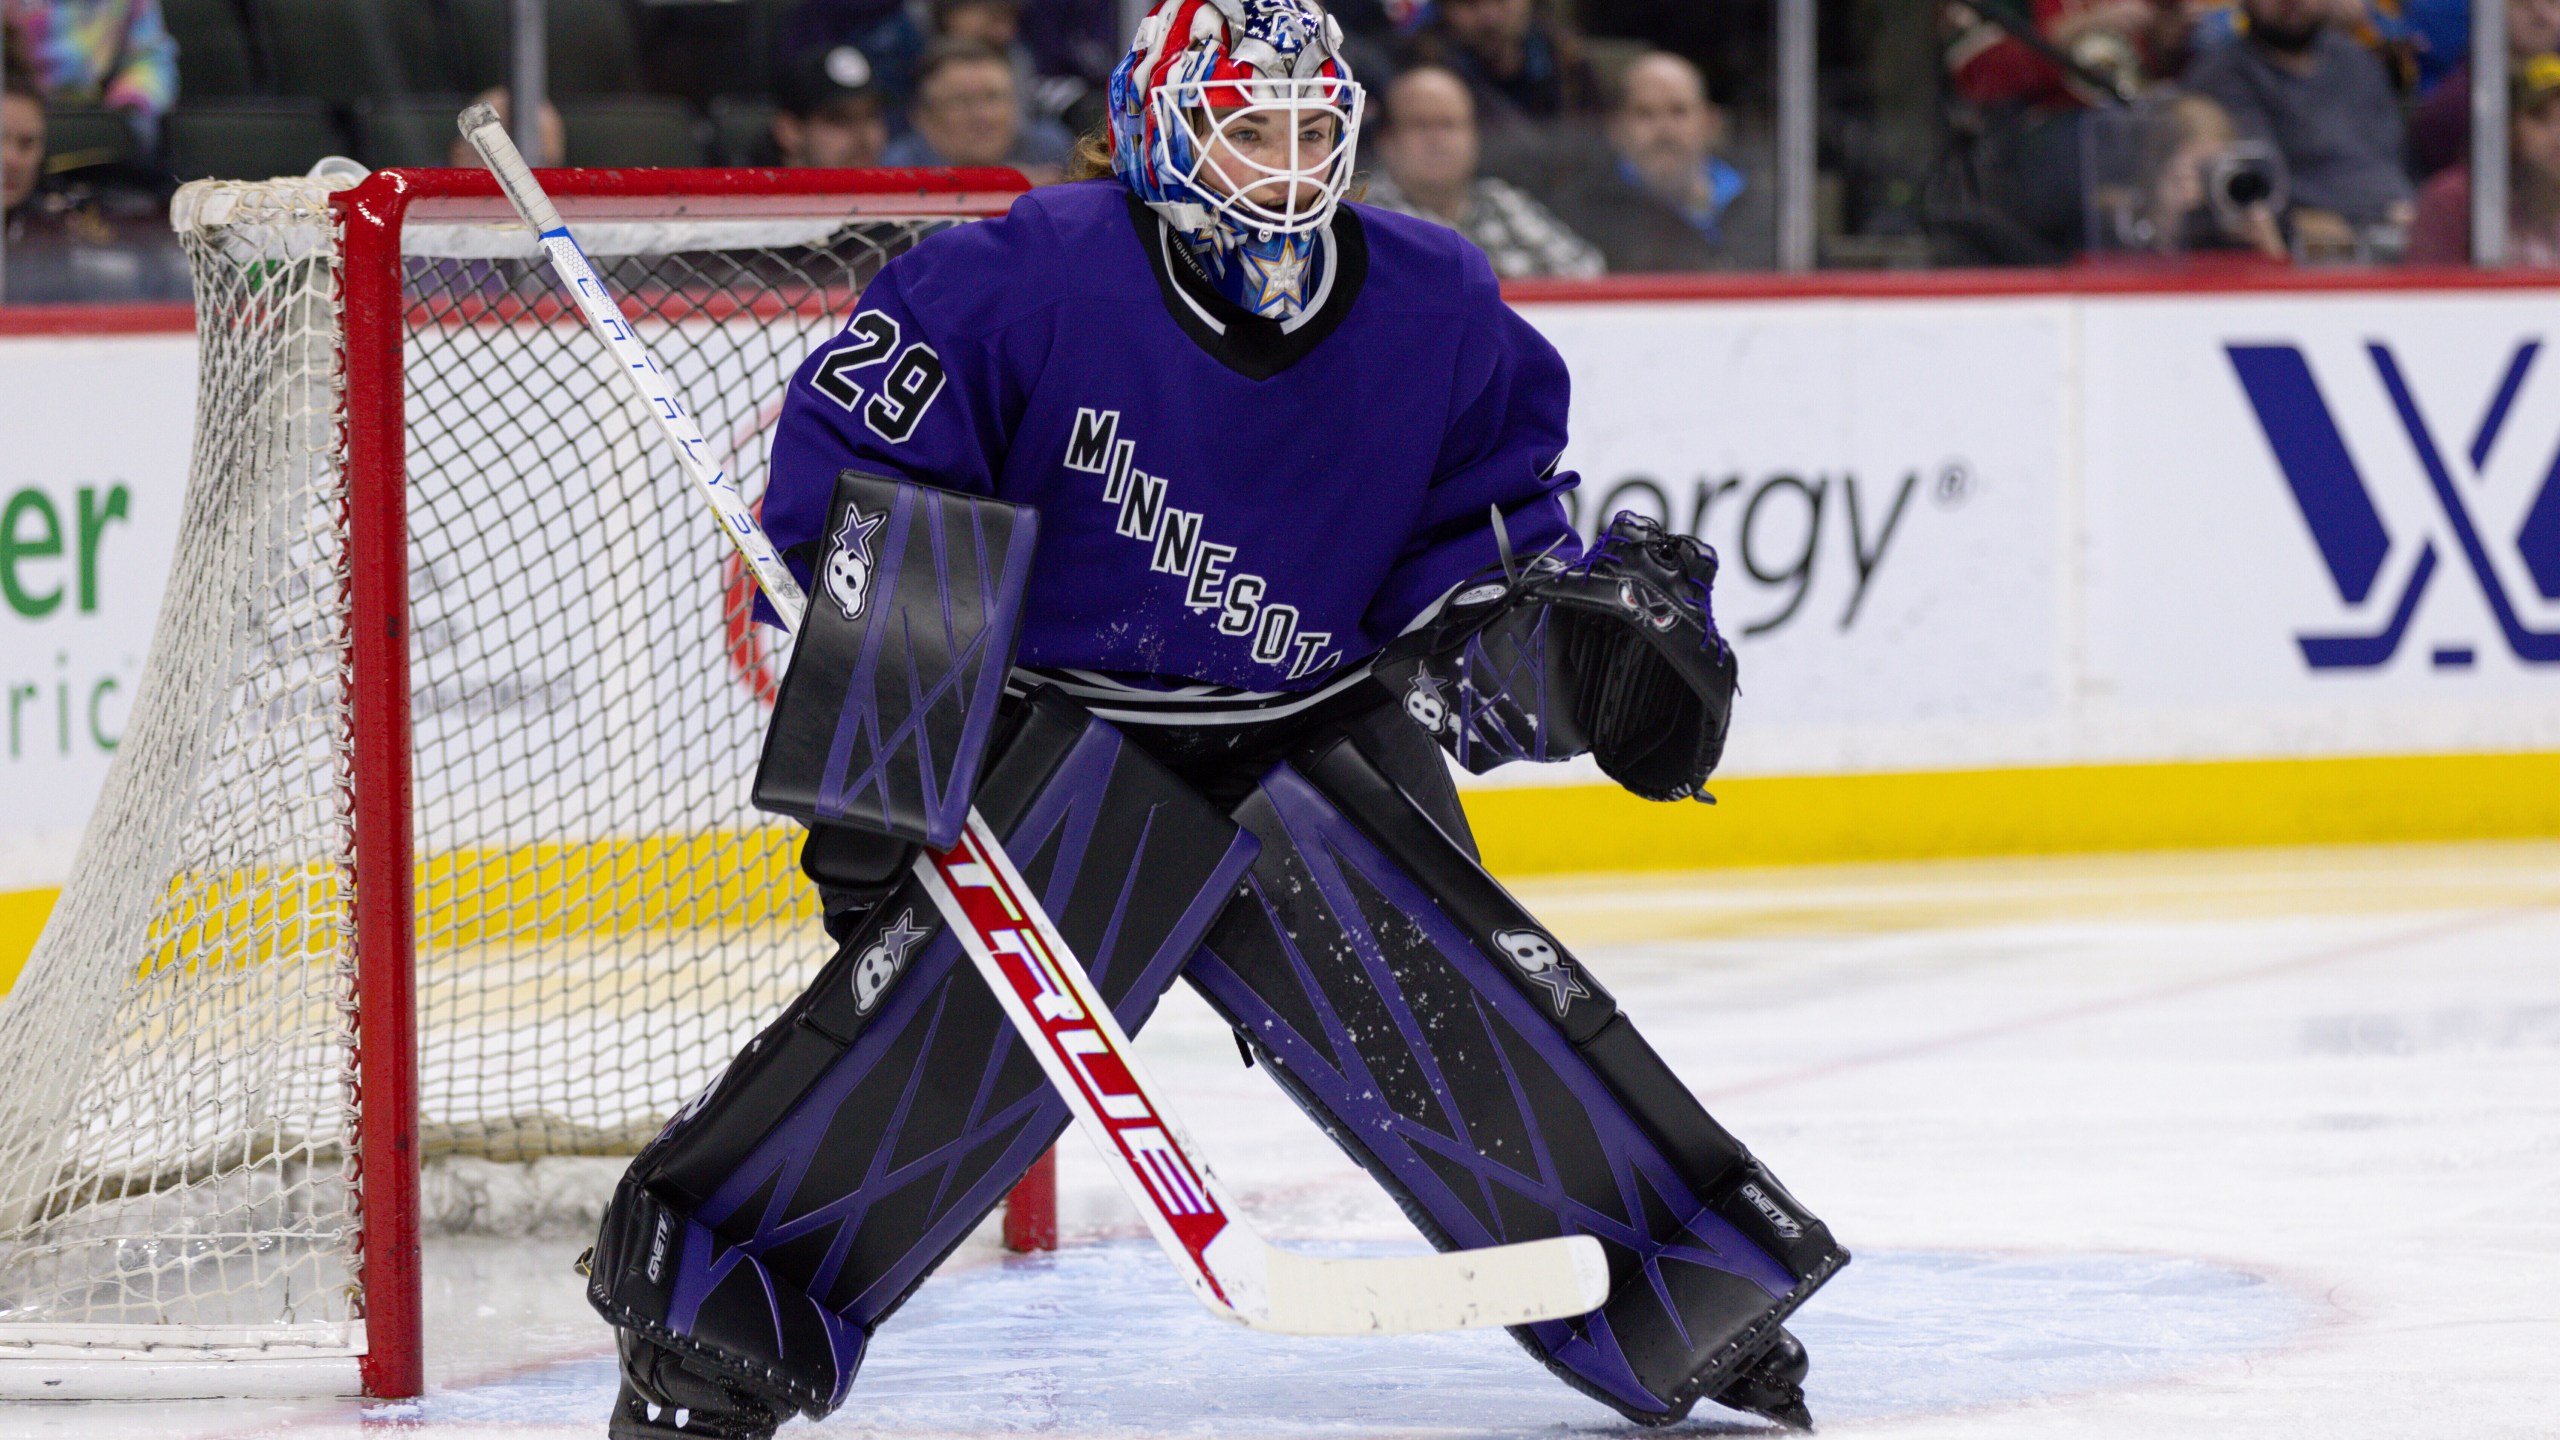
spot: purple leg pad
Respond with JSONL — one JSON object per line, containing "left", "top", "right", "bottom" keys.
{"left": 1184, "top": 735, "right": 1844, "bottom": 1424}
{"left": 593, "top": 695, "right": 1257, "bottom": 1416}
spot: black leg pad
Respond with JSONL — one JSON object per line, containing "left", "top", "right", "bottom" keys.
{"left": 593, "top": 691, "right": 1258, "bottom": 1416}
{"left": 1185, "top": 733, "right": 1846, "bottom": 1425}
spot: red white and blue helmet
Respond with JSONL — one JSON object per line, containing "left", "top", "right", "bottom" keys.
{"left": 1108, "top": 0, "right": 1366, "bottom": 243}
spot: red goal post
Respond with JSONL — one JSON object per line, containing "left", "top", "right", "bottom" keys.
{"left": 0, "top": 166, "right": 1044, "bottom": 1402}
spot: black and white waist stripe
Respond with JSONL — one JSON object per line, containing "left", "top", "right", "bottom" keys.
{"left": 1007, "top": 664, "right": 1378, "bottom": 727}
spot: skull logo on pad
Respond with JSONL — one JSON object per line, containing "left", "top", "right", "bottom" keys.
{"left": 1491, "top": 927, "right": 1590, "bottom": 1017}
{"left": 852, "top": 909, "right": 930, "bottom": 1015}
{"left": 825, "top": 503, "right": 886, "bottom": 622}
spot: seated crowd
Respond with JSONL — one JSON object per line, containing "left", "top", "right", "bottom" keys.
{"left": 1, "top": 0, "right": 1775, "bottom": 300}
{"left": 1944, "top": 0, "right": 2560, "bottom": 263}
{"left": 745, "top": 0, "right": 1773, "bottom": 275}
{"left": 7, "top": 0, "right": 2560, "bottom": 302}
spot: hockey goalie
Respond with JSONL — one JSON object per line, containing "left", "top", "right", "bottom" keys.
{"left": 557, "top": 1, "right": 1848, "bottom": 1433}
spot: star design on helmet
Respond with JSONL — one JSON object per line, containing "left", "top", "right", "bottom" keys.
{"left": 1241, "top": 0, "right": 1317, "bottom": 53}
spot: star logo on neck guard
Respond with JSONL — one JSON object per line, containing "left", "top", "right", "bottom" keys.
{"left": 1239, "top": 236, "right": 1313, "bottom": 319}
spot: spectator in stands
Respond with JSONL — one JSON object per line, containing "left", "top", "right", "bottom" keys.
{"left": 0, "top": 0, "right": 174, "bottom": 145}
{"left": 445, "top": 87, "right": 564, "bottom": 168}
{"left": 925, "top": 0, "right": 1101, "bottom": 138}
{"left": 1364, "top": 64, "right": 1603, "bottom": 278}
{"left": 935, "top": 0, "right": 1019, "bottom": 50}
{"left": 2402, "top": 0, "right": 2477, "bottom": 89}
{"left": 783, "top": 0, "right": 1113, "bottom": 138}
{"left": 2181, "top": 0, "right": 2424, "bottom": 81}
{"left": 882, "top": 37, "right": 1072, "bottom": 183}
{"left": 2408, "top": 53, "right": 2560, "bottom": 261}
{"left": 1547, "top": 51, "right": 1771, "bottom": 271}
{"left": 773, "top": 44, "right": 889, "bottom": 168}
{"left": 781, "top": 0, "right": 917, "bottom": 110}
{"left": 2409, "top": 0, "right": 2560, "bottom": 175}
{"left": 1406, "top": 0, "right": 1600, "bottom": 125}
{"left": 4, "top": 45, "right": 42, "bottom": 224}
{"left": 5, "top": 40, "right": 185, "bottom": 301}
{"left": 1944, "top": 0, "right": 2190, "bottom": 112}
{"left": 2183, "top": 0, "right": 2415, "bottom": 247}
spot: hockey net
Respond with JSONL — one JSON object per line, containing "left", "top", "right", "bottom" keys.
{"left": 0, "top": 167, "right": 1030, "bottom": 1398}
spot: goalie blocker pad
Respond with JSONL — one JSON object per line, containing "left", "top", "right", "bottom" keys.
{"left": 594, "top": 693, "right": 1258, "bottom": 1416}
{"left": 1377, "top": 513, "right": 1736, "bottom": 802}
{"left": 1186, "top": 735, "right": 1844, "bottom": 1425}
{"left": 754, "top": 469, "right": 1038, "bottom": 851}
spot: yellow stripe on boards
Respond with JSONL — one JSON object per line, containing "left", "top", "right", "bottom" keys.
{"left": 4, "top": 750, "right": 2558, "bottom": 996}
{"left": 0, "top": 887, "right": 56, "bottom": 995}
{"left": 1461, "top": 751, "right": 2560, "bottom": 875}
{"left": 414, "top": 829, "right": 817, "bottom": 950}
{"left": 0, "top": 831, "right": 823, "bottom": 998}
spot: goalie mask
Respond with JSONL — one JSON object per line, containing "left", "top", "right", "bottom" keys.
{"left": 1109, "top": 0, "right": 1365, "bottom": 250}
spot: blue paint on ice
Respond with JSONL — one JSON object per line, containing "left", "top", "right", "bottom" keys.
{"left": 384, "top": 1244, "right": 2309, "bottom": 1433}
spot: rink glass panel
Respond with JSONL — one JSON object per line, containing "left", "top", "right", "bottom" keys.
{"left": 0, "top": 172, "right": 1003, "bottom": 1380}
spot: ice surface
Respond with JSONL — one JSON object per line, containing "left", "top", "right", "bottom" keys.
{"left": 10, "top": 842, "right": 2557, "bottom": 1439}
{"left": 380, "top": 1244, "right": 2309, "bottom": 1434}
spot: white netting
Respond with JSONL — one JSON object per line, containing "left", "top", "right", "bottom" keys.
{"left": 0, "top": 174, "right": 979, "bottom": 1370}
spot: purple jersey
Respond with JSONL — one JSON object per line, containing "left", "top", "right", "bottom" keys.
{"left": 761, "top": 179, "right": 1580, "bottom": 698}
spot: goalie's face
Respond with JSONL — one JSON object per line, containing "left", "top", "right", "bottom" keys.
{"left": 1161, "top": 78, "right": 1362, "bottom": 235}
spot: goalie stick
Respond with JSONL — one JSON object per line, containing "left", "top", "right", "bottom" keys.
{"left": 457, "top": 105, "right": 1610, "bottom": 1337}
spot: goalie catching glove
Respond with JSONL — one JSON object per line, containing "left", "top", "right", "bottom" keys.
{"left": 1376, "top": 512, "right": 1737, "bottom": 801}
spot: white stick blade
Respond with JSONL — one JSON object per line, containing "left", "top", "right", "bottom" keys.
{"left": 1250, "top": 1234, "right": 1610, "bottom": 1336}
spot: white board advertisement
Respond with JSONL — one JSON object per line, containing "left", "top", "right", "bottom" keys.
{"left": 0, "top": 335, "right": 194, "bottom": 894}
{"left": 1520, "top": 299, "right": 2071, "bottom": 779}
{"left": 2079, "top": 294, "right": 2560, "bottom": 761}
{"left": 7, "top": 286, "right": 2560, "bottom": 888}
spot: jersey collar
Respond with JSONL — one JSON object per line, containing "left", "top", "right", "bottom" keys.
{"left": 1128, "top": 191, "right": 1370, "bottom": 383}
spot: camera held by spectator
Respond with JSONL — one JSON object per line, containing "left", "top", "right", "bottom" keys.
{"left": 775, "top": 44, "right": 890, "bottom": 167}
{"left": 2183, "top": 0, "right": 2414, "bottom": 258}
{"left": 2087, "top": 91, "right": 2289, "bottom": 256}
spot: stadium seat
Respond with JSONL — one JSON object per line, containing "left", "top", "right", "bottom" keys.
{"left": 169, "top": 102, "right": 346, "bottom": 181}
{"left": 163, "top": 0, "right": 264, "bottom": 99}
{"left": 39, "top": 107, "right": 140, "bottom": 178}
{"left": 357, "top": 98, "right": 479, "bottom": 169}
{"left": 707, "top": 97, "right": 778, "bottom": 165}
{"left": 450, "top": 0, "right": 641, "bottom": 98}
{"left": 254, "top": 0, "right": 450, "bottom": 106}
{"left": 561, "top": 98, "right": 705, "bottom": 168}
